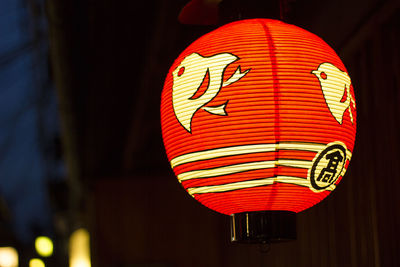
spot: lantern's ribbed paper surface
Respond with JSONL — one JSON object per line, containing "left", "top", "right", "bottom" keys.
{"left": 161, "top": 19, "right": 357, "bottom": 215}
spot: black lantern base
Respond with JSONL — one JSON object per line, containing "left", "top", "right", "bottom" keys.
{"left": 230, "top": 211, "right": 296, "bottom": 243}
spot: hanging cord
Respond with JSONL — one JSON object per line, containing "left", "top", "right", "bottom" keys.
{"left": 236, "top": 0, "right": 242, "bottom": 20}
{"left": 279, "top": 0, "right": 288, "bottom": 21}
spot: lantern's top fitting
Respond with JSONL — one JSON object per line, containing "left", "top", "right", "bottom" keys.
{"left": 230, "top": 211, "right": 296, "bottom": 243}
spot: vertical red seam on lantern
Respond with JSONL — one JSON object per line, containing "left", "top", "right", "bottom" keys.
{"left": 260, "top": 20, "right": 280, "bottom": 209}
{"left": 260, "top": 20, "right": 280, "bottom": 158}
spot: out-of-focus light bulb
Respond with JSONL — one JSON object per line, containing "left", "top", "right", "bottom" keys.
{"left": 29, "top": 258, "right": 45, "bottom": 267}
{"left": 0, "top": 247, "right": 18, "bottom": 267}
{"left": 35, "top": 236, "right": 53, "bottom": 257}
{"left": 69, "top": 228, "right": 91, "bottom": 267}
{"left": 70, "top": 258, "right": 91, "bottom": 267}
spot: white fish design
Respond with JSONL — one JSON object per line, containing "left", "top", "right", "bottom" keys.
{"left": 312, "top": 63, "right": 356, "bottom": 124}
{"left": 172, "top": 52, "right": 250, "bottom": 133}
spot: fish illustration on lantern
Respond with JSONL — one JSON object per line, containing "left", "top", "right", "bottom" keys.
{"left": 312, "top": 63, "right": 356, "bottom": 124}
{"left": 172, "top": 52, "right": 250, "bottom": 133}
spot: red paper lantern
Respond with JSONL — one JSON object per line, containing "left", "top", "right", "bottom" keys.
{"left": 161, "top": 19, "right": 356, "bottom": 242}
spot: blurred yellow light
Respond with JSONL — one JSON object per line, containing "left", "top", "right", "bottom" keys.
{"left": 70, "top": 259, "right": 91, "bottom": 267}
{"left": 69, "top": 229, "right": 91, "bottom": 267}
{"left": 29, "top": 258, "right": 45, "bottom": 267}
{"left": 35, "top": 236, "right": 53, "bottom": 257}
{"left": 0, "top": 247, "right": 18, "bottom": 267}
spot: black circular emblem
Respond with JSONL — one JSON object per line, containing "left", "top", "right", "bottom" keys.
{"left": 310, "top": 143, "right": 347, "bottom": 191}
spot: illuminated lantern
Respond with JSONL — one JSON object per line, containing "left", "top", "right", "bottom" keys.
{"left": 160, "top": 19, "right": 356, "bottom": 243}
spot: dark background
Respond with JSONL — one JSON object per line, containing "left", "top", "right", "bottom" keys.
{"left": 1, "top": 0, "right": 400, "bottom": 266}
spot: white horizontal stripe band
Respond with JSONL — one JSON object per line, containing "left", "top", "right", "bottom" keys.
{"left": 171, "top": 144, "right": 276, "bottom": 168}
{"left": 276, "top": 142, "right": 326, "bottom": 152}
{"left": 171, "top": 142, "right": 352, "bottom": 168}
{"left": 187, "top": 175, "right": 336, "bottom": 194}
{"left": 276, "top": 159, "right": 313, "bottom": 169}
{"left": 177, "top": 158, "right": 329, "bottom": 182}
{"left": 171, "top": 142, "right": 321, "bottom": 168}
{"left": 177, "top": 161, "right": 275, "bottom": 182}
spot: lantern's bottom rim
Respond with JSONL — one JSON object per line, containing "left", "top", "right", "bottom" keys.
{"left": 230, "top": 210, "right": 296, "bottom": 244}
